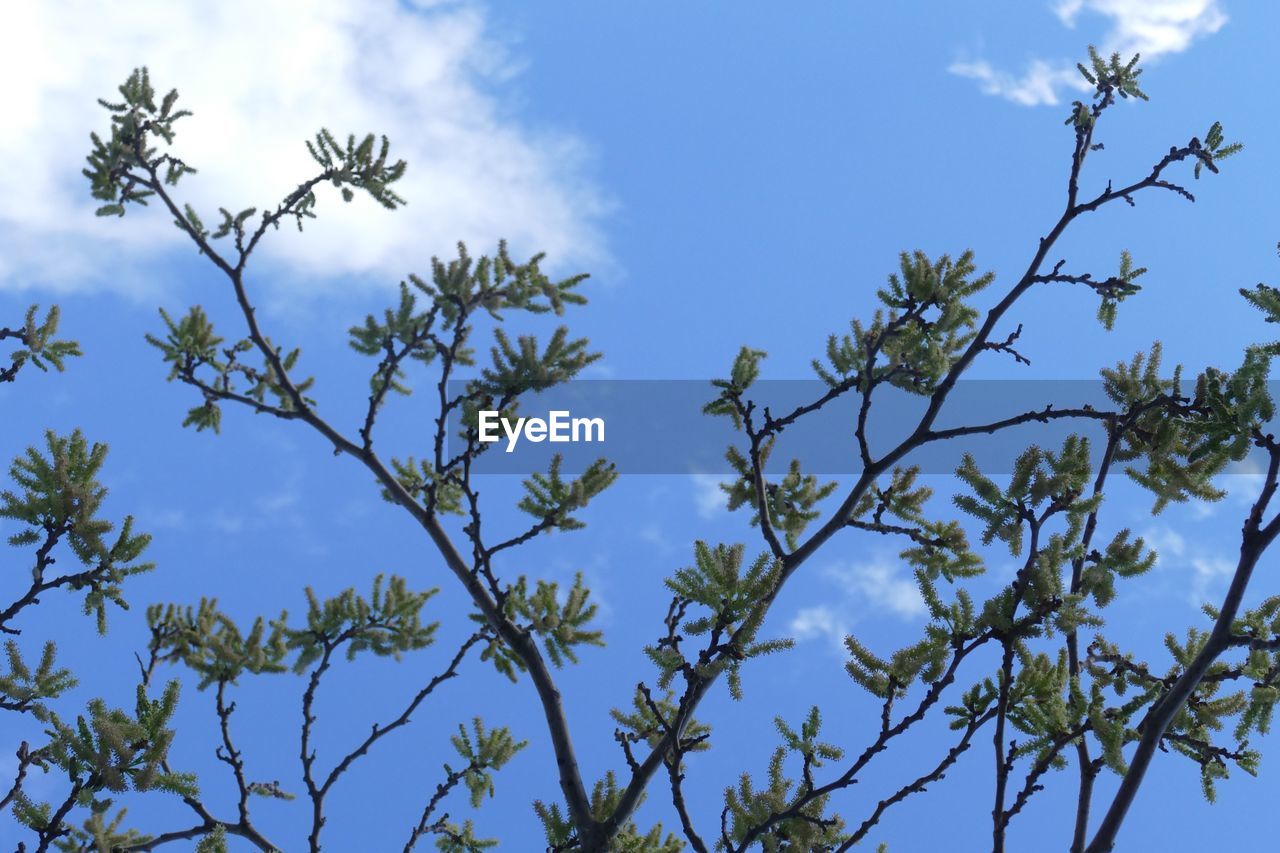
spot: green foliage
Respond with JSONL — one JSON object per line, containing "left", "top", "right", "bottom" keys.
{"left": 1086, "top": 625, "right": 1268, "bottom": 802}
{"left": 83, "top": 67, "right": 195, "bottom": 216}
{"left": 448, "top": 717, "right": 527, "bottom": 808}
{"left": 535, "top": 771, "right": 685, "bottom": 853}
{"left": 52, "top": 806, "right": 151, "bottom": 853}
{"left": 86, "top": 65, "right": 409, "bottom": 227}
{"left": 147, "top": 575, "right": 437, "bottom": 689}
{"left": 1194, "top": 121, "right": 1243, "bottom": 180}
{"left": 703, "top": 347, "right": 768, "bottom": 429}
{"left": 500, "top": 572, "right": 604, "bottom": 669}
{"left": 433, "top": 820, "right": 499, "bottom": 852}
{"left": 349, "top": 281, "right": 441, "bottom": 397}
{"left": 1097, "top": 344, "right": 1229, "bottom": 512}
{"left": 15, "top": 681, "right": 196, "bottom": 840}
{"left": 871, "top": 250, "right": 994, "bottom": 392}
{"left": 721, "top": 445, "right": 837, "bottom": 549}
{"left": 845, "top": 626, "right": 951, "bottom": 700}
{"left": 1, "top": 305, "right": 82, "bottom": 380}
{"left": 1239, "top": 281, "right": 1280, "bottom": 337}
{"left": 1096, "top": 250, "right": 1147, "bottom": 330}
{"left": 611, "top": 686, "right": 712, "bottom": 753}
{"left": 146, "top": 598, "right": 289, "bottom": 689}
{"left": 1, "top": 640, "right": 76, "bottom": 721}
{"left": 432, "top": 240, "right": 589, "bottom": 321}
{"left": 1005, "top": 650, "right": 1072, "bottom": 739}
{"left": 195, "top": 824, "right": 230, "bottom": 853}
{"left": 517, "top": 455, "right": 618, "bottom": 532}
{"left": 383, "top": 455, "right": 458, "bottom": 512}
{"left": 473, "top": 573, "right": 605, "bottom": 680}
{"left": 304, "top": 128, "right": 408, "bottom": 211}
{"left": 1, "top": 430, "right": 153, "bottom": 632}
{"left": 807, "top": 250, "right": 995, "bottom": 396}
{"left": 1184, "top": 352, "right": 1276, "bottom": 472}
{"left": 209, "top": 205, "right": 259, "bottom": 242}
{"left": 1094, "top": 328, "right": 1277, "bottom": 517}
{"left": 532, "top": 799, "right": 574, "bottom": 848}
{"left": 953, "top": 437, "right": 1097, "bottom": 557}
{"left": 386, "top": 455, "right": 466, "bottom": 513}
{"left": 476, "top": 626, "right": 525, "bottom": 683}
{"left": 56, "top": 51, "right": 1280, "bottom": 852}
{"left": 1227, "top": 597, "right": 1280, "bottom": 740}
{"left": 1069, "top": 46, "right": 1147, "bottom": 129}
{"left": 480, "top": 325, "right": 599, "bottom": 396}
{"left": 775, "top": 706, "right": 844, "bottom": 765}
{"left": 145, "top": 305, "right": 315, "bottom": 432}
{"left": 282, "top": 574, "right": 439, "bottom": 672}
{"left": 853, "top": 465, "right": 984, "bottom": 584}
{"left": 653, "top": 542, "right": 792, "bottom": 699}
{"left": 346, "top": 242, "right": 595, "bottom": 460}
{"left": 720, "top": 707, "right": 847, "bottom": 851}
{"left": 811, "top": 328, "right": 863, "bottom": 390}
{"left": 852, "top": 465, "right": 932, "bottom": 525}
{"left": 1078, "top": 529, "right": 1156, "bottom": 608}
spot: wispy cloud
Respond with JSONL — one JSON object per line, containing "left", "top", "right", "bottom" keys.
{"left": 791, "top": 605, "right": 851, "bottom": 652}
{"left": 951, "top": 1, "right": 1227, "bottom": 106}
{"left": 1053, "top": 0, "right": 1227, "bottom": 57}
{"left": 0, "top": 0, "right": 609, "bottom": 297}
{"left": 949, "top": 58, "right": 1088, "bottom": 107}
{"left": 692, "top": 474, "right": 729, "bottom": 519}
{"left": 790, "top": 555, "right": 926, "bottom": 652}
{"left": 827, "top": 558, "right": 927, "bottom": 620}
{"left": 1144, "top": 522, "right": 1236, "bottom": 605}
{"left": 1220, "top": 457, "right": 1268, "bottom": 509}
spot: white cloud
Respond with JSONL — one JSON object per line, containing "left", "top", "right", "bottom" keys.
{"left": 1188, "top": 554, "right": 1235, "bottom": 604}
{"left": 1144, "top": 522, "right": 1237, "bottom": 605}
{"left": 1220, "top": 457, "right": 1268, "bottom": 507}
{"left": 826, "top": 558, "right": 927, "bottom": 619}
{"left": 790, "top": 555, "right": 926, "bottom": 652}
{"left": 144, "top": 507, "right": 188, "bottom": 530}
{"left": 636, "top": 523, "right": 674, "bottom": 554}
{"left": 1143, "top": 524, "right": 1187, "bottom": 560}
{"left": 692, "top": 474, "right": 728, "bottom": 519}
{"left": 790, "top": 605, "right": 850, "bottom": 651}
{"left": 1189, "top": 499, "right": 1218, "bottom": 520}
{"left": 949, "top": 58, "right": 1088, "bottom": 107}
{"left": 0, "top": 0, "right": 609, "bottom": 297}
{"left": 1054, "top": 0, "right": 1227, "bottom": 57}
{"left": 209, "top": 509, "right": 247, "bottom": 535}
{"left": 953, "top": 0, "right": 1227, "bottom": 106}
{"left": 256, "top": 488, "right": 300, "bottom": 514}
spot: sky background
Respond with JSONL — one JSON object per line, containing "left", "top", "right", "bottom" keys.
{"left": 3, "top": 1, "right": 1280, "bottom": 849}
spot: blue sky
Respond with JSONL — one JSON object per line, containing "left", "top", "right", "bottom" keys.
{"left": 4, "top": 1, "right": 1280, "bottom": 849}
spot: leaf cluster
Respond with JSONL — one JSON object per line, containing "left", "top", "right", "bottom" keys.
{"left": 517, "top": 455, "right": 618, "bottom": 533}
{"left": 535, "top": 771, "right": 684, "bottom": 853}
{"left": 145, "top": 305, "right": 315, "bottom": 433}
{"left": 483, "top": 572, "right": 603, "bottom": 674}
{"left": 1, "top": 640, "right": 76, "bottom": 721}
{"left": 1, "top": 305, "right": 81, "bottom": 382}
{"left": 83, "top": 67, "right": 195, "bottom": 217}
{"left": 15, "top": 682, "right": 196, "bottom": 838}
{"left": 650, "top": 542, "right": 792, "bottom": 700}
{"left": 610, "top": 686, "right": 711, "bottom": 754}
{"left": 2, "top": 430, "right": 154, "bottom": 632}
{"left": 721, "top": 707, "right": 847, "bottom": 851}
{"left": 722, "top": 447, "right": 836, "bottom": 549}
{"left": 1067, "top": 46, "right": 1147, "bottom": 129}
{"left": 447, "top": 717, "right": 527, "bottom": 809}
